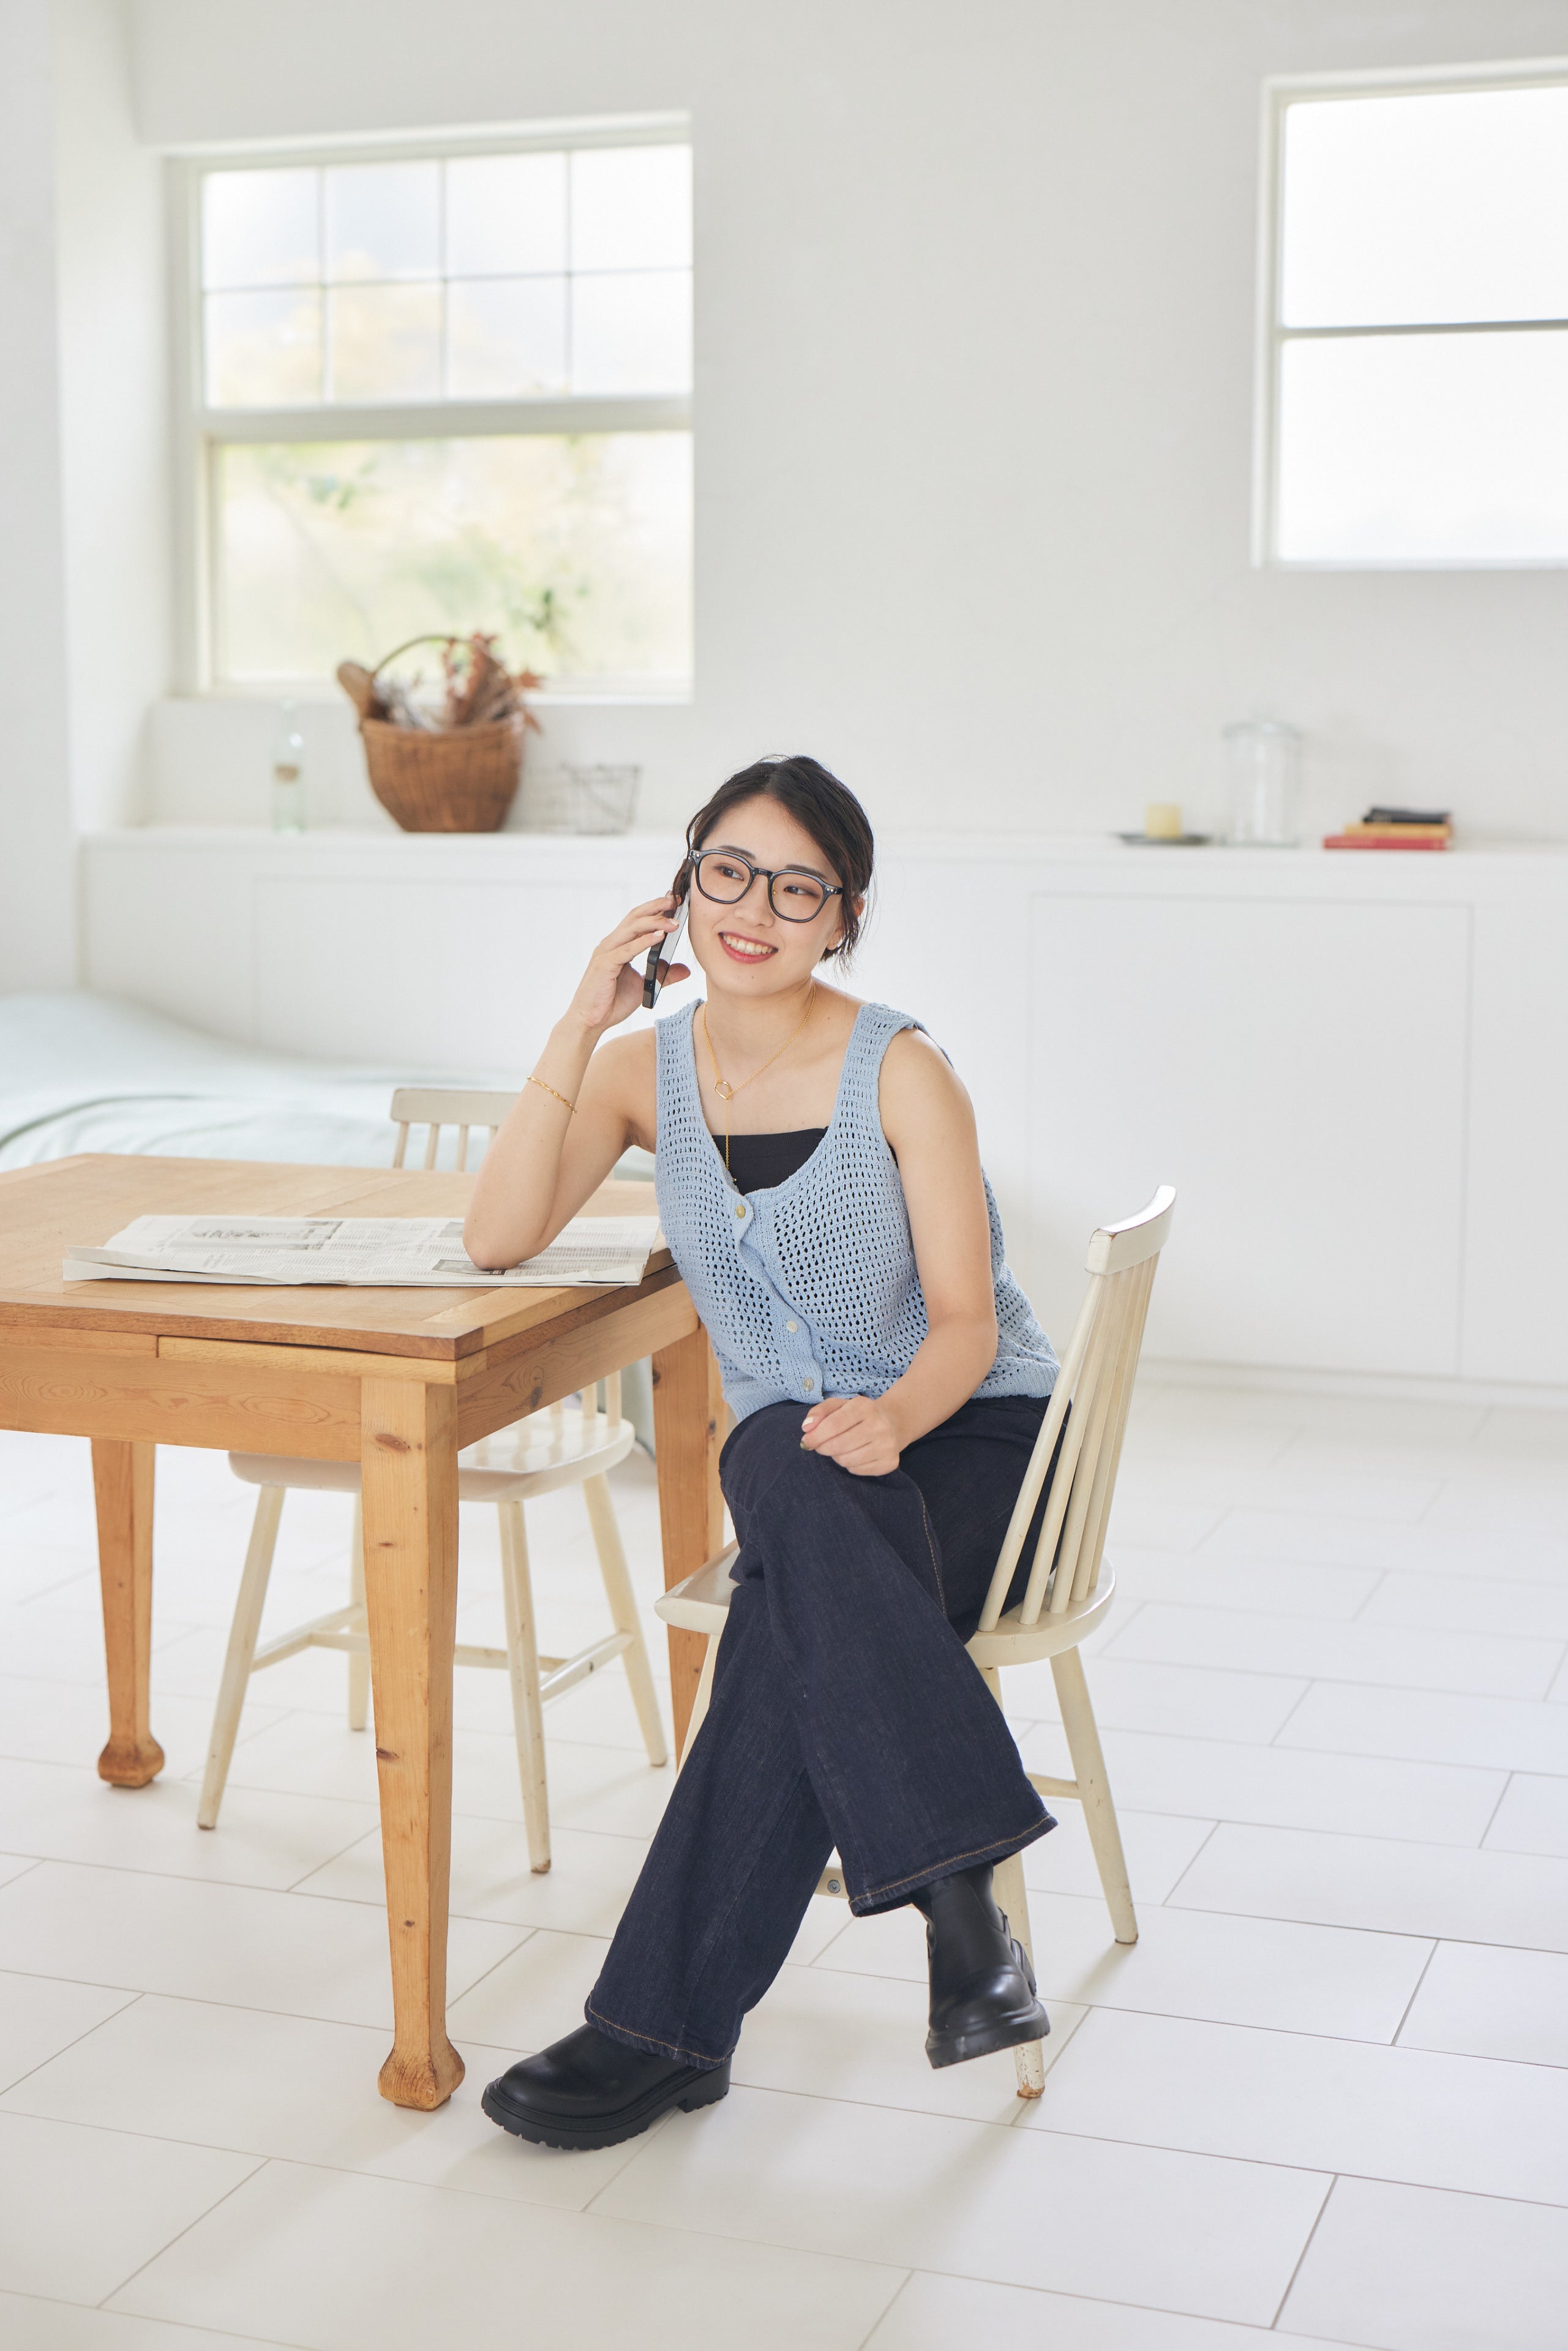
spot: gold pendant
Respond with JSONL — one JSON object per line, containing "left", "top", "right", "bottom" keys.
{"left": 713, "top": 1078, "right": 735, "bottom": 1100}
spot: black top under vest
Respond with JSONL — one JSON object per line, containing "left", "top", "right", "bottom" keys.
{"left": 721, "top": 1128, "right": 828, "bottom": 1194}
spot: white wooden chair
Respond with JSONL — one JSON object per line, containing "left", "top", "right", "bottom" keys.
{"left": 656, "top": 1185, "right": 1175, "bottom": 2096}
{"left": 197, "top": 1089, "right": 668, "bottom": 1868}
{"left": 388, "top": 1086, "right": 517, "bottom": 1172}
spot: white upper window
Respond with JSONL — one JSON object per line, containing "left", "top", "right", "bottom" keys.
{"left": 1260, "top": 73, "right": 1568, "bottom": 566}
{"left": 180, "top": 133, "right": 693, "bottom": 693}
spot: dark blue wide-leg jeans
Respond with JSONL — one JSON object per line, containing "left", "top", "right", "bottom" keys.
{"left": 585, "top": 1393, "right": 1059, "bottom": 2070}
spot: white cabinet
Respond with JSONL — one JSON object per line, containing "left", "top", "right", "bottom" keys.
{"left": 80, "top": 828, "right": 1568, "bottom": 1393}
{"left": 1027, "top": 894, "right": 1470, "bottom": 1376}
{"left": 1463, "top": 901, "right": 1568, "bottom": 1386}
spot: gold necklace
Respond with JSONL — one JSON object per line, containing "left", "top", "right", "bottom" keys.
{"left": 699, "top": 986, "right": 817, "bottom": 1172}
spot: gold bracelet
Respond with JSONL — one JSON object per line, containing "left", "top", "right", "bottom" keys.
{"left": 527, "top": 1074, "right": 577, "bottom": 1115}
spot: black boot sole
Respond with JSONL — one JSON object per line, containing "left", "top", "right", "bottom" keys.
{"left": 926, "top": 2000, "right": 1052, "bottom": 2070}
{"left": 481, "top": 2059, "right": 731, "bottom": 2151}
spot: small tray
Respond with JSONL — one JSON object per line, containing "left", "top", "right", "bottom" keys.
{"left": 1114, "top": 831, "right": 1215, "bottom": 847}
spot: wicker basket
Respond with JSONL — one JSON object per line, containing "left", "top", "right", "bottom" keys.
{"left": 360, "top": 712, "right": 526, "bottom": 833}
{"left": 349, "top": 634, "right": 530, "bottom": 833}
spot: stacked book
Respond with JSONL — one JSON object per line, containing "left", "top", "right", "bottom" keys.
{"left": 1323, "top": 806, "right": 1452, "bottom": 852}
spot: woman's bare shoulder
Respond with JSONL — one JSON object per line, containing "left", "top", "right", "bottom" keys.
{"left": 586, "top": 1026, "right": 658, "bottom": 1094}
{"left": 879, "top": 1022, "right": 973, "bottom": 1131}
{"left": 574, "top": 1026, "right": 658, "bottom": 1152}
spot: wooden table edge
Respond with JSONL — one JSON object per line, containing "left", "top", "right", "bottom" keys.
{"left": 0, "top": 1259, "right": 679, "bottom": 1364}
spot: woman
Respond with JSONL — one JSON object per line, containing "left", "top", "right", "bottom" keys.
{"left": 464, "top": 755, "right": 1060, "bottom": 2151}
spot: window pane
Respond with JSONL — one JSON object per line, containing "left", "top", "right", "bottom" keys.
{"left": 570, "top": 146, "right": 692, "bottom": 271}
{"left": 325, "top": 160, "right": 440, "bottom": 283}
{"left": 1282, "top": 86, "right": 1568, "bottom": 328}
{"left": 213, "top": 433, "right": 692, "bottom": 686}
{"left": 205, "top": 289, "right": 322, "bottom": 407}
{"left": 328, "top": 285, "right": 443, "bottom": 402}
{"left": 446, "top": 152, "right": 568, "bottom": 277}
{"left": 571, "top": 270, "right": 691, "bottom": 393}
{"left": 1277, "top": 329, "right": 1568, "bottom": 560}
{"left": 446, "top": 278, "right": 568, "bottom": 397}
{"left": 203, "top": 167, "right": 319, "bottom": 290}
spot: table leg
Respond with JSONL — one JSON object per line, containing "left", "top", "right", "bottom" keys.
{"left": 651, "top": 1324, "right": 726, "bottom": 1754}
{"left": 360, "top": 1377, "right": 464, "bottom": 2110}
{"left": 91, "top": 1439, "right": 163, "bottom": 1787}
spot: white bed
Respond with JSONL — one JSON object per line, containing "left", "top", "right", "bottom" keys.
{"left": 0, "top": 990, "right": 520, "bottom": 1171}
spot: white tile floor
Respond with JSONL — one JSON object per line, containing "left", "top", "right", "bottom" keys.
{"left": 1, "top": 1384, "right": 1566, "bottom": 2349}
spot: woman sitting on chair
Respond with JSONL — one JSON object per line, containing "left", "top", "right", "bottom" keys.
{"left": 464, "top": 754, "right": 1061, "bottom": 2151}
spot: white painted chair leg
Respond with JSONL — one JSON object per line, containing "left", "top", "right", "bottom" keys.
{"left": 981, "top": 1666, "right": 1047, "bottom": 2096}
{"left": 1050, "top": 1644, "right": 1138, "bottom": 1944}
{"left": 992, "top": 1846, "right": 1048, "bottom": 2098}
{"left": 347, "top": 1495, "right": 369, "bottom": 1732}
{"left": 677, "top": 1633, "right": 720, "bottom": 1772}
{"left": 198, "top": 1483, "right": 285, "bottom": 1830}
{"left": 583, "top": 1471, "right": 668, "bottom": 1768}
{"left": 499, "top": 1501, "right": 552, "bottom": 1874}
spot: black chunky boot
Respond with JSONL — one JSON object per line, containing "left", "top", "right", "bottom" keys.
{"left": 482, "top": 2024, "right": 730, "bottom": 2151}
{"left": 915, "top": 1862, "right": 1051, "bottom": 2070}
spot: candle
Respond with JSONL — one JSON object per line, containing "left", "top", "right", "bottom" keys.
{"left": 1145, "top": 803, "right": 1182, "bottom": 840}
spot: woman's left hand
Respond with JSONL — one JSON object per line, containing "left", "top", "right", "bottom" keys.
{"left": 799, "top": 1394, "right": 902, "bottom": 1477}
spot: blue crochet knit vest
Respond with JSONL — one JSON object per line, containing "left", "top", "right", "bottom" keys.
{"left": 653, "top": 999, "right": 1059, "bottom": 1422}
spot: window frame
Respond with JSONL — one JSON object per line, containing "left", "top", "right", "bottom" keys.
{"left": 1253, "top": 57, "right": 1568, "bottom": 571}
{"left": 167, "top": 116, "right": 694, "bottom": 699}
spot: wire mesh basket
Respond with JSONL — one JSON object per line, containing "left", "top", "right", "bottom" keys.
{"left": 519, "top": 763, "right": 642, "bottom": 834}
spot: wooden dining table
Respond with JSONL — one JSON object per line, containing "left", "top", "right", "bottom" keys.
{"left": 0, "top": 1153, "right": 723, "bottom": 2110}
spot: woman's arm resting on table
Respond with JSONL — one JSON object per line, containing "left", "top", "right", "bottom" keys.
{"left": 798, "top": 1030, "right": 999, "bottom": 1476}
{"left": 462, "top": 898, "right": 686, "bottom": 1270}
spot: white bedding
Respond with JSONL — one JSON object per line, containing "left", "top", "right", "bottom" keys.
{"left": 0, "top": 991, "right": 517, "bottom": 1172}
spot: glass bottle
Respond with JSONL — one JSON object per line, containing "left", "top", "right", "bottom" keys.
{"left": 271, "top": 703, "right": 306, "bottom": 833}
{"left": 1224, "top": 720, "right": 1300, "bottom": 846}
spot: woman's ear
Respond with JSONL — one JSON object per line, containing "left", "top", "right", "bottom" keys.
{"left": 830, "top": 894, "right": 865, "bottom": 959}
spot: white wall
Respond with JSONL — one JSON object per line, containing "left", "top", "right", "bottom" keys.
{"left": 0, "top": 0, "right": 77, "bottom": 988}
{"left": 124, "top": 0, "right": 1568, "bottom": 844}
{"left": 52, "top": 0, "right": 170, "bottom": 833}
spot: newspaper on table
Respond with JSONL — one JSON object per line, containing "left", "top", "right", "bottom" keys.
{"left": 61, "top": 1214, "right": 662, "bottom": 1289}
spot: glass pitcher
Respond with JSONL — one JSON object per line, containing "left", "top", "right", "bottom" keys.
{"left": 1225, "top": 721, "right": 1300, "bottom": 846}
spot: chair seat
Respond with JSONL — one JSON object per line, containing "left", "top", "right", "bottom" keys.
{"left": 654, "top": 1542, "right": 741, "bottom": 1632}
{"left": 963, "top": 1565, "right": 1116, "bottom": 1664}
{"left": 230, "top": 1412, "right": 636, "bottom": 1504}
{"left": 656, "top": 1542, "right": 1115, "bottom": 1660}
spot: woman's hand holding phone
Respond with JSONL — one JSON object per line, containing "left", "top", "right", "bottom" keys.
{"left": 564, "top": 898, "right": 689, "bottom": 1038}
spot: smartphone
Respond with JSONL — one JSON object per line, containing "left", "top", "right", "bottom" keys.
{"left": 642, "top": 897, "right": 688, "bottom": 1010}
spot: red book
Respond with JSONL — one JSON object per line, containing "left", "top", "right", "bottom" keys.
{"left": 1322, "top": 833, "right": 1449, "bottom": 851}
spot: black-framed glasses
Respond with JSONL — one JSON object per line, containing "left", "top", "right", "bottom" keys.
{"left": 691, "top": 849, "right": 843, "bottom": 923}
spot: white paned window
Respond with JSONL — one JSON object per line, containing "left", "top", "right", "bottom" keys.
{"left": 1259, "top": 73, "right": 1568, "bottom": 566}
{"left": 179, "top": 133, "right": 693, "bottom": 692}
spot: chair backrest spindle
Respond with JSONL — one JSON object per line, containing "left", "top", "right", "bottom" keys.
{"left": 386, "top": 1087, "right": 519, "bottom": 1182}
{"left": 975, "top": 1286, "right": 1093, "bottom": 1635}
{"left": 980, "top": 1187, "right": 1175, "bottom": 1634}
{"left": 1067, "top": 1260, "right": 1152, "bottom": 1608}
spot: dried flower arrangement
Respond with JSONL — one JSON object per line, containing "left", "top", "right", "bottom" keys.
{"left": 336, "top": 632, "right": 543, "bottom": 735}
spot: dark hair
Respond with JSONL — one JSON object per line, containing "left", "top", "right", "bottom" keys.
{"left": 675, "top": 755, "right": 874, "bottom": 963}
